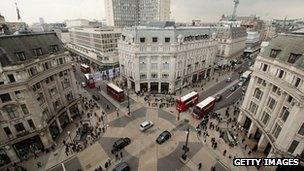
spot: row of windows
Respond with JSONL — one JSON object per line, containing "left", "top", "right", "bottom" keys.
{"left": 140, "top": 73, "right": 169, "bottom": 80}
{"left": 2, "top": 58, "right": 65, "bottom": 85}
{"left": 252, "top": 81, "right": 304, "bottom": 145}
{"left": 256, "top": 77, "right": 296, "bottom": 105}
{"left": 28, "top": 58, "right": 65, "bottom": 77}
{"left": 0, "top": 101, "right": 29, "bottom": 119}
{"left": 259, "top": 62, "right": 302, "bottom": 88}
{"left": 139, "top": 63, "right": 169, "bottom": 71}
{"left": 32, "top": 69, "right": 69, "bottom": 92}
{"left": 139, "top": 37, "right": 170, "bottom": 43}
{"left": 3, "top": 119, "right": 36, "bottom": 138}
{"left": 270, "top": 49, "right": 302, "bottom": 64}
{"left": 16, "top": 45, "right": 59, "bottom": 61}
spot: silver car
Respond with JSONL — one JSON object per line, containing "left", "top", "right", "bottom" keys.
{"left": 139, "top": 121, "right": 153, "bottom": 131}
{"left": 238, "top": 81, "right": 244, "bottom": 87}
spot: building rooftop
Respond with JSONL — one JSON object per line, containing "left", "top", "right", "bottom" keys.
{"left": 69, "top": 27, "right": 120, "bottom": 32}
{"left": 292, "top": 28, "right": 304, "bottom": 35}
{"left": 260, "top": 34, "right": 304, "bottom": 69}
{"left": 0, "top": 32, "right": 64, "bottom": 67}
{"left": 216, "top": 26, "right": 247, "bottom": 39}
{"left": 146, "top": 21, "right": 176, "bottom": 28}
{"left": 128, "top": 21, "right": 214, "bottom": 30}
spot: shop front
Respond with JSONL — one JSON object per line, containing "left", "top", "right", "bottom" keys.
{"left": 0, "top": 149, "right": 11, "bottom": 167}
{"left": 206, "top": 68, "right": 211, "bottom": 78}
{"left": 243, "top": 117, "right": 252, "bottom": 131}
{"left": 140, "top": 82, "right": 148, "bottom": 92}
{"left": 49, "top": 121, "right": 60, "bottom": 140}
{"left": 69, "top": 104, "right": 80, "bottom": 119}
{"left": 13, "top": 135, "right": 44, "bottom": 160}
{"left": 150, "top": 82, "right": 159, "bottom": 93}
{"left": 130, "top": 81, "right": 135, "bottom": 90}
{"left": 192, "top": 74, "right": 198, "bottom": 83}
{"left": 198, "top": 70, "right": 205, "bottom": 81}
{"left": 59, "top": 112, "right": 70, "bottom": 130}
{"left": 161, "top": 82, "right": 169, "bottom": 93}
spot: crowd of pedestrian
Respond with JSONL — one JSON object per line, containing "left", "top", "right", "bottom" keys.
{"left": 193, "top": 98, "right": 263, "bottom": 169}
{"left": 59, "top": 96, "right": 110, "bottom": 160}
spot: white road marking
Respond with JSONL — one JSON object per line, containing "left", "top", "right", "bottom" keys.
{"left": 212, "top": 80, "right": 238, "bottom": 97}
{"left": 226, "top": 87, "right": 241, "bottom": 99}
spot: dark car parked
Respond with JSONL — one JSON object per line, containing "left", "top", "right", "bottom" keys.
{"left": 229, "top": 85, "right": 238, "bottom": 92}
{"left": 113, "top": 162, "right": 130, "bottom": 171}
{"left": 156, "top": 131, "right": 171, "bottom": 144}
{"left": 111, "top": 137, "right": 131, "bottom": 154}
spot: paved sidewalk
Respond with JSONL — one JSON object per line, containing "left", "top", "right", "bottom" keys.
{"left": 17, "top": 67, "right": 247, "bottom": 171}
{"left": 178, "top": 106, "right": 271, "bottom": 171}
{"left": 19, "top": 88, "right": 115, "bottom": 171}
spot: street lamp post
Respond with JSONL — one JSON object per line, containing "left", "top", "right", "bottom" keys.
{"left": 67, "top": 131, "right": 72, "bottom": 143}
{"left": 126, "top": 86, "right": 131, "bottom": 116}
{"left": 182, "top": 127, "right": 190, "bottom": 160}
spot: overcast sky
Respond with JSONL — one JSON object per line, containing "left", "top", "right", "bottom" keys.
{"left": 0, "top": 0, "right": 304, "bottom": 24}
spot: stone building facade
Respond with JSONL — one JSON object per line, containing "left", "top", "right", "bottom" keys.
{"left": 237, "top": 34, "right": 304, "bottom": 161}
{"left": 118, "top": 22, "right": 217, "bottom": 93}
{"left": 216, "top": 26, "right": 247, "bottom": 59}
{"left": 67, "top": 27, "right": 121, "bottom": 69}
{"left": 0, "top": 33, "right": 81, "bottom": 166}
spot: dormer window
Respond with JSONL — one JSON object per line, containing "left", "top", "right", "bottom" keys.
{"left": 152, "top": 37, "right": 158, "bottom": 43}
{"left": 165, "top": 37, "right": 170, "bottom": 43}
{"left": 33, "top": 48, "right": 43, "bottom": 56}
{"left": 16, "top": 51, "right": 26, "bottom": 61}
{"left": 270, "top": 49, "right": 281, "bottom": 58}
{"left": 140, "top": 37, "right": 145, "bottom": 43}
{"left": 287, "top": 53, "right": 301, "bottom": 64}
{"left": 50, "top": 45, "right": 59, "bottom": 53}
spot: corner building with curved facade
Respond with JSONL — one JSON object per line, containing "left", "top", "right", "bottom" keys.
{"left": 118, "top": 22, "right": 218, "bottom": 93}
{"left": 0, "top": 33, "right": 81, "bottom": 167}
{"left": 238, "top": 34, "right": 304, "bottom": 161}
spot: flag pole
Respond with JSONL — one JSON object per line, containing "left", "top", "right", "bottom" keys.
{"left": 15, "top": 2, "right": 22, "bottom": 22}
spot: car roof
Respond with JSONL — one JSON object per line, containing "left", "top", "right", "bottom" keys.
{"left": 140, "top": 121, "right": 150, "bottom": 127}
{"left": 115, "top": 138, "right": 124, "bottom": 144}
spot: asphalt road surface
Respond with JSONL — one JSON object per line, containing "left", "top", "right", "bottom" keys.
{"left": 198, "top": 59, "right": 253, "bottom": 110}
{"left": 74, "top": 58, "right": 254, "bottom": 114}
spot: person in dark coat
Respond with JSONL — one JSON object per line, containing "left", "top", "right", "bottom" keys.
{"left": 198, "top": 163, "right": 202, "bottom": 170}
{"left": 105, "top": 162, "right": 108, "bottom": 169}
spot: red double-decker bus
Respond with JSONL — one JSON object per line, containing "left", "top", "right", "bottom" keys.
{"left": 106, "top": 83, "right": 124, "bottom": 102}
{"left": 80, "top": 64, "right": 90, "bottom": 73}
{"left": 192, "top": 97, "right": 216, "bottom": 119}
{"left": 176, "top": 91, "right": 199, "bottom": 112}
{"left": 84, "top": 74, "right": 95, "bottom": 89}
